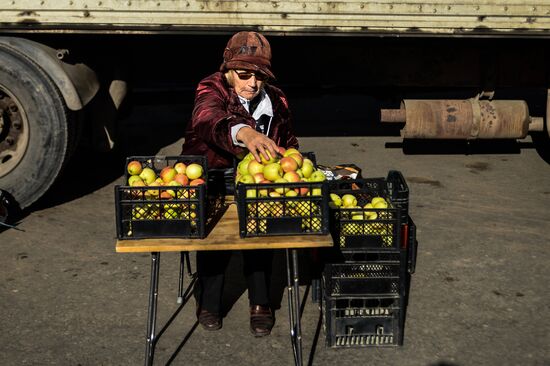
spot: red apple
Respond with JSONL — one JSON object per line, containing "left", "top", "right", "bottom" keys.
{"left": 283, "top": 171, "right": 300, "bottom": 183}
{"left": 288, "top": 153, "right": 303, "bottom": 168}
{"left": 248, "top": 160, "right": 264, "bottom": 176}
{"left": 174, "top": 173, "right": 189, "bottom": 186}
{"left": 160, "top": 191, "right": 172, "bottom": 199}
{"left": 253, "top": 173, "right": 265, "bottom": 183}
{"left": 160, "top": 167, "right": 177, "bottom": 183}
{"left": 190, "top": 178, "right": 205, "bottom": 186}
{"left": 297, "top": 186, "right": 309, "bottom": 196}
{"left": 278, "top": 146, "right": 287, "bottom": 156}
{"left": 280, "top": 157, "right": 298, "bottom": 173}
{"left": 127, "top": 160, "right": 143, "bottom": 175}
{"left": 174, "top": 162, "right": 187, "bottom": 175}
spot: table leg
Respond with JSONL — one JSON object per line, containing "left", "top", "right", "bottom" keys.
{"left": 286, "top": 249, "right": 303, "bottom": 366}
{"left": 177, "top": 252, "right": 185, "bottom": 304}
{"left": 145, "top": 252, "right": 160, "bottom": 366}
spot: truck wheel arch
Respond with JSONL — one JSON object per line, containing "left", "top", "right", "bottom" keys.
{"left": 0, "top": 37, "right": 99, "bottom": 111}
{"left": 0, "top": 40, "right": 84, "bottom": 208}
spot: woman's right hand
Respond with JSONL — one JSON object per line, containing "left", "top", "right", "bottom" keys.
{"left": 236, "top": 126, "right": 281, "bottom": 163}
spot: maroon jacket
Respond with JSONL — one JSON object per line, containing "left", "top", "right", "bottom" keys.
{"left": 181, "top": 72, "right": 299, "bottom": 169}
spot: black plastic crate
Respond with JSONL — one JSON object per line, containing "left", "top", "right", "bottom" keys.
{"left": 115, "top": 155, "right": 208, "bottom": 239}
{"left": 236, "top": 180, "right": 330, "bottom": 237}
{"left": 406, "top": 216, "right": 418, "bottom": 274}
{"left": 323, "top": 262, "right": 401, "bottom": 297}
{"left": 329, "top": 170, "right": 409, "bottom": 251}
{"left": 323, "top": 295, "right": 405, "bottom": 347}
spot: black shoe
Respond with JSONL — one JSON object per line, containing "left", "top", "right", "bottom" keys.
{"left": 250, "top": 305, "right": 274, "bottom": 337}
{"left": 197, "top": 308, "right": 222, "bottom": 331}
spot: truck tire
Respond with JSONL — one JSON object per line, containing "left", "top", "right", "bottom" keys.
{"left": 0, "top": 45, "right": 75, "bottom": 209}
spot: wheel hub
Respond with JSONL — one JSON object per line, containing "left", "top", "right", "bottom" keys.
{"left": 0, "top": 86, "right": 29, "bottom": 178}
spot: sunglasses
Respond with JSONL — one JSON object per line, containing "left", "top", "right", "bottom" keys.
{"left": 234, "top": 70, "right": 268, "bottom": 81}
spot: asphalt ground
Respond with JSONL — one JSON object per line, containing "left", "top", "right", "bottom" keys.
{"left": 1, "top": 105, "right": 549, "bottom": 365}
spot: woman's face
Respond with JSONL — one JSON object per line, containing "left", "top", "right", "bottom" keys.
{"left": 229, "top": 69, "right": 266, "bottom": 100}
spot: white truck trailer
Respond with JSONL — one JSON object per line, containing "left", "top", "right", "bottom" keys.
{"left": 1, "top": 0, "right": 549, "bottom": 208}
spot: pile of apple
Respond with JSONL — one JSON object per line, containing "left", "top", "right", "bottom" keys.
{"left": 329, "top": 193, "right": 394, "bottom": 247}
{"left": 125, "top": 159, "right": 205, "bottom": 221}
{"left": 236, "top": 148, "right": 327, "bottom": 234}
{"left": 236, "top": 147, "right": 327, "bottom": 199}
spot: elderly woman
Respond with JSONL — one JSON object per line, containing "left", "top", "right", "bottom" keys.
{"left": 181, "top": 31, "right": 298, "bottom": 336}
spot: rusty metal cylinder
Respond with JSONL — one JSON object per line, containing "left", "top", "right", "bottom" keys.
{"left": 392, "top": 99, "right": 530, "bottom": 139}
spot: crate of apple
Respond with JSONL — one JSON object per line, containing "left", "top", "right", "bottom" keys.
{"left": 115, "top": 155, "right": 208, "bottom": 239}
{"left": 235, "top": 148, "right": 330, "bottom": 238}
{"left": 329, "top": 173, "right": 409, "bottom": 250}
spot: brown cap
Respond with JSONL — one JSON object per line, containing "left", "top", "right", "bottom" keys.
{"left": 220, "top": 31, "right": 275, "bottom": 80}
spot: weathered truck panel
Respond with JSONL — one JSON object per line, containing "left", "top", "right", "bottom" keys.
{"left": 1, "top": 0, "right": 550, "bottom": 36}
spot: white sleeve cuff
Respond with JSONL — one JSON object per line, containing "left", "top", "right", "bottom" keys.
{"left": 231, "top": 124, "right": 252, "bottom": 147}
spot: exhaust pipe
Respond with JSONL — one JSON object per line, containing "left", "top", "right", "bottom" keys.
{"left": 381, "top": 99, "right": 543, "bottom": 139}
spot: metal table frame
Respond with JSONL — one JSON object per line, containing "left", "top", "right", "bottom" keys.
{"left": 142, "top": 248, "right": 305, "bottom": 366}
{"left": 117, "top": 203, "right": 332, "bottom": 366}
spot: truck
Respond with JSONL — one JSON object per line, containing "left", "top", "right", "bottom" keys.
{"left": 1, "top": 0, "right": 549, "bottom": 208}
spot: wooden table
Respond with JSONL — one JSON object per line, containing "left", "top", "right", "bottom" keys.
{"left": 117, "top": 201, "right": 332, "bottom": 366}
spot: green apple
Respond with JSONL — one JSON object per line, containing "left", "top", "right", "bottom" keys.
{"left": 283, "top": 148, "right": 300, "bottom": 157}
{"left": 309, "top": 170, "right": 326, "bottom": 182}
{"left": 260, "top": 150, "right": 277, "bottom": 165}
{"left": 371, "top": 197, "right": 386, "bottom": 206}
{"left": 263, "top": 162, "right": 283, "bottom": 181}
{"left": 341, "top": 194, "right": 357, "bottom": 208}
{"left": 239, "top": 174, "right": 255, "bottom": 184}
{"left": 274, "top": 178, "right": 289, "bottom": 194}
{"left": 363, "top": 203, "right": 378, "bottom": 220}
{"left": 374, "top": 200, "right": 388, "bottom": 209}
{"left": 128, "top": 175, "right": 144, "bottom": 186}
{"left": 237, "top": 160, "right": 249, "bottom": 176}
{"left": 166, "top": 180, "right": 182, "bottom": 198}
{"left": 301, "top": 162, "right": 314, "bottom": 178}
{"left": 285, "top": 189, "right": 298, "bottom": 197}
{"left": 330, "top": 193, "right": 342, "bottom": 207}
{"left": 132, "top": 205, "right": 149, "bottom": 220}
{"left": 139, "top": 167, "right": 157, "bottom": 185}
{"left": 186, "top": 163, "right": 203, "bottom": 180}
{"left": 310, "top": 188, "right": 322, "bottom": 196}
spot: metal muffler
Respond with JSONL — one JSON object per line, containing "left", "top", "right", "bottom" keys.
{"left": 381, "top": 99, "right": 543, "bottom": 139}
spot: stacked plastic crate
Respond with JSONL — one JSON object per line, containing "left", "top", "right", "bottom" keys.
{"left": 322, "top": 171, "right": 417, "bottom": 347}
